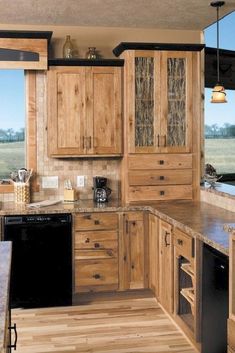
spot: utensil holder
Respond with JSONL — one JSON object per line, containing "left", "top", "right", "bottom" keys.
{"left": 14, "top": 182, "right": 30, "bottom": 204}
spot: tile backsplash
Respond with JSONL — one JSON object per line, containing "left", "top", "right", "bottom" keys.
{"left": 0, "top": 72, "right": 121, "bottom": 203}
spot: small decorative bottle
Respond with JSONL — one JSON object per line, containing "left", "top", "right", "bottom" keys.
{"left": 63, "top": 35, "right": 73, "bottom": 59}
{"left": 87, "top": 47, "right": 97, "bottom": 60}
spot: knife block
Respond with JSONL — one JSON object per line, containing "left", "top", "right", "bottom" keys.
{"left": 64, "top": 189, "right": 77, "bottom": 202}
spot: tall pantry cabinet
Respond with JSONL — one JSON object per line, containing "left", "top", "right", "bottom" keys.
{"left": 113, "top": 43, "right": 204, "bottom": 203}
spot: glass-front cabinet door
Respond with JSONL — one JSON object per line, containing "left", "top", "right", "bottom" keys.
{"left": 160, "top": 51, "right": 192, "bottom": 153}
{"left": 128, "top": 50, "right": 192, "bottom": 154}
{"left": 128, "top": 51, "right": 161, "bottom": 153}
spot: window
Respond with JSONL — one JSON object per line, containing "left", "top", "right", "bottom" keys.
{"left": 204, "top": 11, "right": 235, "bottom": 179}
{"left": 0, "top": 69, "right": 25, "bottom": 181}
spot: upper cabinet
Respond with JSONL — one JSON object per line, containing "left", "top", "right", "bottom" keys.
{"left": 125, "top": 50, "right": 193, "bottom": 154}
{"left": 47, "top": 63, "right": 123, "bottom": 157}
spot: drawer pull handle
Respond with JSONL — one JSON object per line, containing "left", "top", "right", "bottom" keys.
{"left": 93, "top": 274, "right": 101, "bottom": 279}
{"left": 85, "top": 238, "right": 90, "bottom": 243}
{"left": 159, "top": 160, "right": 164, "bottom": 165}
{"left": 164, "top": 231, "right": 171, "bottom": 247}
{"left": 94, "top": 220, "right": 100, "bottom": 225}
{"left": 94, "top": 242, "right": 100, "bottom": 248}
{"left": 8, "top": 323, "right": 17, "bottom": 350}
{"left": 159, "top": 176, "right": 165, "bottom": 180}
{"left": 160, "top": 190, "right": 165, "bottom": 195}
{"left": 84, "top": 214, "right": 91, "bottom": 220}
{"left": 177, "top": 239, "right": 183, "bottom": 246}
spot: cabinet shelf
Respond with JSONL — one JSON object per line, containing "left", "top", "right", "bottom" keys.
{"left": 180, "top": 287, "right": 195, "bottom": 308}
{"left": 181, "top": 263, "right": 194, "bottom": 279}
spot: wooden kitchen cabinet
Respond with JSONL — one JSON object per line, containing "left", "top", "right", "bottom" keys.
{"left": 119, "top": 212, "right": 148, "bottom": 290}
{"left": 73, "top": 212, "right": 119, "bottom": 293}
{"left": 116, "top": 44, "right": 203, "bottom": 203}
{"left": 148, "top": 213, "right": 159, "bottom": 298}
{"left": 159, "top": 219, "right": 174, "bottom": 314}
{"left": 47, "top": 65, "right": 122, "bottom": 157}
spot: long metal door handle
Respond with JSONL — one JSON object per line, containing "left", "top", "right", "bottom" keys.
{"left": 8, "top": 323, "right": 17, "bottom": 350}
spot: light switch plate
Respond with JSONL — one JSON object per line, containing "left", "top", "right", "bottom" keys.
{"left": 77, "top": 175, "right": 85, "bottom": 187}
{"left": 42, "top": 176, "right": 59, "bottom": 189}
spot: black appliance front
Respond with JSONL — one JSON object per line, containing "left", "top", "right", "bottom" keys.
{"left": 201, "top": 244, "right": 229, "bottom": 353}
{"left": 3, "top": 213, "right": 72, "bottom": 309}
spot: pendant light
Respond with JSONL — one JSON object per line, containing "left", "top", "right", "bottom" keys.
{"left": 210, "top": 1, "right": 227, "bottom": 103}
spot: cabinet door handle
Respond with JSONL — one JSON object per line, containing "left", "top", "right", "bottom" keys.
{"left": 82, "top": 136, "right": 85, "bottom": 149}
{"left": 93, "top": 274, "right": 101, "bottom": 279}
{"left": 160, "top": 190, "right": 165, "bottom": 196}
{"left": 94, "top": 219, "right": 100, "bottom": 225}
{"left": 85, "top": 238, "right": 90, "bottom": 243}
{"left": 126, "top": 220, "right": 129, "bottom": 234}
{"left": 164, "top": 134, "right": 167, "bottom": 147}
{"left": 159, "top": 160, "right": 164, "bottom": 165}
{"left": 177, "top": 239, "right": 183, "bottom": 246}
{"left": 157, "top": 134, "right": 160, "bottom": 147}
{"left": 8, "top": 323, "right": 17, "bottom": 350}
{"left": 164, "top": 231, "right": 171, "bottom": 247}
{"left": 94, "top": 242, "right": 100, "bottom": 248}
{"left": 159, "top": 176, "right": 165, "bottom": 180}
{"left": 88, "top": 136, "right": 92, "bottom": 149}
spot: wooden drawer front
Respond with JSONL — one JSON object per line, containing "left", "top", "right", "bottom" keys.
{"left": 128, "top": 154, "right": 192, "bottom": 170}
{"left": 128, "top": 169, "right": 192, "bottom": 186}
{"left": 75, "top": 213, "right": 118, "bottom": 231}
{"left": 75, "top": 230, "right": 118, "bottom": 250}
{"left": 174, "top": 228, "right": 194, "bottom": 260}
{"left": 75, "top": 259, "right": 118, "bottom": 288}
{"left": 228, "top": 319, "right": 235, "bottom": 351}
{"left": 128, "top": 185, "right": 192, "bottom": 202}
{"left": 75, "top": 249, "right": 117, "bottom": 260}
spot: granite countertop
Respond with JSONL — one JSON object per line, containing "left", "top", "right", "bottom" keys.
{"left": 0, "top": 242, "right": 12, "bottom": 353}
{"left": 0, "top": 199, "right": 234, "bottom": 255}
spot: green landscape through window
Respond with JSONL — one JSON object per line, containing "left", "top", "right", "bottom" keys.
{"left": 0, "top": 69, "right": 25, "bottom": 180}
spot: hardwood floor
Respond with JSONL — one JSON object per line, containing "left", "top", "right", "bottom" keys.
{"left": 12, "top": 293, "right": 197, "bottom": 353}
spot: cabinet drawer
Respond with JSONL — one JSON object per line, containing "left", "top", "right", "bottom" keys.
{"left": 174, "top": 228, "right": 194, "bottom": 260}
{"left": 75, "top": 259, "right": 118, "bottom": 290}
{"left": 128, "top": 185, "right": 192, "bottom": 202}
{"left": 75, "top": 248, "right": 117, "bottom": 260}
{"left": 228, "top": 319, "right": 235, "bottom": 351}
{"left": 128, "top": 154, "right": 192, "bottom": 170}
{"left": 128, "top": 169, "right": 192, "bottom": 186}
{"left": 75, "top": 230, "right": 118, "bottom": 250}
{"left": 74, "top": 213, "right": 118, "bottom": 231}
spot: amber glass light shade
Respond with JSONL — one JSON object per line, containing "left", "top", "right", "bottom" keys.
{"left": 211, "top": 84, "right": 227, "bottom": 103}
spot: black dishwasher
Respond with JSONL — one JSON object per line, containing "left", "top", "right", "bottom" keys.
{"left": 3, "top": 213, "right": 72, "bottom": 309}
{"left": 201, "top": 244, "right": 229, "bottom": 353}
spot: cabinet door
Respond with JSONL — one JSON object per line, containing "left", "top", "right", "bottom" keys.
{"left": 119, "top": 212, "right": 147, "bottom": 290}
{"left": 86, "top": 67, "right": 122, "bottom": 155}
{"left": 128, "top": 51, "right": 161, "bottom": 153}
{"left": 47, "top": 67, "right": 86, "bottom": 156}
{"left": 160, "top": 51, "right": 192, "bottom": 153}
{"left": 159, "top": 219, "right": 173, "bottom": 313}
{"left": 148, "top": 213, "right": 159, "bottom": 298}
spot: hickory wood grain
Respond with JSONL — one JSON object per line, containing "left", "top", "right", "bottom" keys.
{"left": 12, "top": 295, "right": 197, "bottom": 353}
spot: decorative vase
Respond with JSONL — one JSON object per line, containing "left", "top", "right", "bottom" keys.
{"left": 87, "top": 47, "right": 97, "bottom": 60}
{"left": 63, "top": 35, "right": 73, "bottom": 59}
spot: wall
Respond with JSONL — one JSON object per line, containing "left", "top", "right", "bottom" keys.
{"left": 0, "top": 24, "right": 203, "bottom": 203}
{"left": 0, "top": 23, "right": 202, "bottom": 58}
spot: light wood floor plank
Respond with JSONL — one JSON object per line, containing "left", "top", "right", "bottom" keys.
{"left": 12, "top": 296, "right": 197, "bottom": 353}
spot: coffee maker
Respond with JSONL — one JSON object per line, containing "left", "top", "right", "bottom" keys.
{"left": 93, "top": 176, "right": 112, "bottom": 202}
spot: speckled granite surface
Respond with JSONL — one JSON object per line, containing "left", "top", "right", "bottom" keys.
{"left": 0, "top": 242, "right": 11, "bottom": 353}
{"left": 0, "top": 199, "right": 234, "bottom": 255}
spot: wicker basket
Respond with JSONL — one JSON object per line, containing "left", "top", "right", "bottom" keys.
{"left": 14, "top": 182, "right": 30, "bottom": 204}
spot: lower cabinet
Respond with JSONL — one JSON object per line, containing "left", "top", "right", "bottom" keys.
{"left": 119, "top": 212, "right": 148, "bottom": 290}
{"left": 159, "top": 219, "right": 174, "bottom": 314}
{"left": 74, "top": 212, "right": 119, "bottom": 293}
{"left": 148, "top": 213, "right": 159, "bottom": 298}
{"left": 228, "top": 234, "right": 235, "bottom": 353}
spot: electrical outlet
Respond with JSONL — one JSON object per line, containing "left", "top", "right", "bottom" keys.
{"left": 77, "top": 175, "right": 85, "bottom": 187}
{"left": 42, "top": 176, "right": 59, "bottom": 189}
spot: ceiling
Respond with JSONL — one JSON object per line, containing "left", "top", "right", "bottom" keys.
{"left": 0, "top": 0, "right": 235, "bottom": 30}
